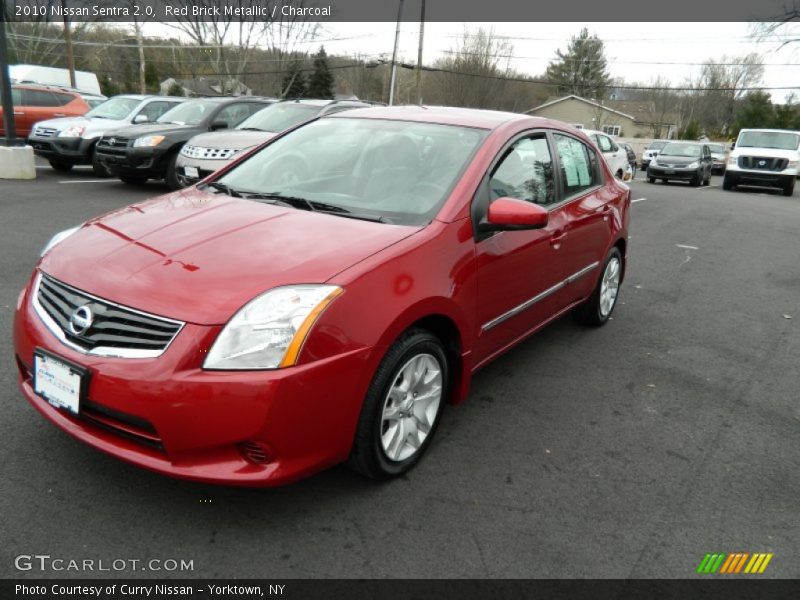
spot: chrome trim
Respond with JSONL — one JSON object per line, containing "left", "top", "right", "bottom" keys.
{"left": 481, "top": 261, "right": 600, "bottom": 332}
{"left": 31, "top": 272, "right": 185, "bottom": 359}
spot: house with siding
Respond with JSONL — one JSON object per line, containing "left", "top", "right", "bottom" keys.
{"left": 525, "top": 94, "right": 677, "bottom": 139}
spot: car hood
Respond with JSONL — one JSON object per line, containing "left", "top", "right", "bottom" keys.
{"left": 103, "top": 122, "right": 199, "bottom": 140}
{"left": 39, "top": 189, "right": 420, "bottom": 325}
{"left": 654, "top": 155, "right": 698, "bottom": 165}
{"left": 31, "top": 116, "right": 130, "bottom": 138}
{"left": 187, "top": 130, "right": 276, "bottom": 151}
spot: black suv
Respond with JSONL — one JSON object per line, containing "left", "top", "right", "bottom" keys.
{"left": 96, "top": 96, "right": 276, "bottom": 189}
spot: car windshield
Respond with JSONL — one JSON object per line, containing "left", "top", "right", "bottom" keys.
{"left": 708, "top": 143, "right": 725, "bottom": 153}
{"left": 157, "top": 100, "right": 218, "bottom": 125}
{"left": 649, "top": 141, "right": 668, "bottom": 151}
{"left": 660, "top": 143, "right": 702, "bottom": 157}
{"left": 86, "top": 97, "right": 140, "bottom": 120}
{"left": 236, "top": 103, "right": 321, "bottom": 132}
{"left": 216, "top": 117, "right": 488, "bottom": 226}
{"left": 737, "top": 131, "right": 800, "bottom": 150}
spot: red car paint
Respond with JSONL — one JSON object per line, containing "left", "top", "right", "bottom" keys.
{"left": 14, "top": 107, "right": 629, "bottom": 486}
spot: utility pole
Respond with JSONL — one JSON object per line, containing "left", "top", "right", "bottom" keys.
{"left": 134, "top": 17, "right": 146, "bottom": 94}
{"left": 415, "top": 0, "right": 426, "bottom": 105}
{"left": 61, "top": 1, "right": 76, "bottom": 88}
{"left": 388, "top": 0, "right": 405, "bottom": 106}
{"left": 0, "top": 7, "right": 19, "bottom": 146}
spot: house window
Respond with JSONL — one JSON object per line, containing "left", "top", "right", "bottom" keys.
{"left": 603, "top": 125, "right": 621, "bottom": 137}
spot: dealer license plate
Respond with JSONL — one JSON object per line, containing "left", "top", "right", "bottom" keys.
{"left": 184, "top": 166, "right": 199, "bottom": 179}
{"left": 665, "top": 170, "right": 675, "bottom": 174}
{"left": 33, "top": 350, "right": 86, "bottom": 415}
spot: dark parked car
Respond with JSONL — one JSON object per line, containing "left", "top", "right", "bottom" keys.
{"left": 95, "top": 96, "right": 276, "bottom": 189}
{"left": 647, "top": 141, "right": 713, "bottom": 186}
{"left": 619, "top": 142, "right": 637, "bottom": 178}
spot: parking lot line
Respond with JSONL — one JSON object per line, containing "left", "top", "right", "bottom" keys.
{"left": 631, "top": 197, "right": 647, "bottom": 203}
{"left": 58, "top": 180, "right": 112, "bottom": 184}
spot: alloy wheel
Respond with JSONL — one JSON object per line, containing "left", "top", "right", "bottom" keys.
{"left": 599, "top": 256, "right": 621, "bottom": 317}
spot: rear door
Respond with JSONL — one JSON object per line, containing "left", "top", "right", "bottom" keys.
{"left": 552, "top": 132, "right": 615, "bottom": 302}
{"left": 473, "top": 132, "right": 571, "bottom": 363}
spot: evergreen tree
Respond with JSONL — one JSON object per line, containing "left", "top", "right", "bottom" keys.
{"left": 306, "top": 46, "right": 334, "bottom": 99}
{"left": 735, "top": 91, "right": 775, "bottom": 131}
{"left": 281, "top": 61, "right": 307, "bottom": 98}
{"left": 544, "top": 28, "right": 612, "bottom": 100}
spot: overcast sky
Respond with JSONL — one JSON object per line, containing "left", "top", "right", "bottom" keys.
{"left": 145, "top": 21, "right": 800, "bottom": 102}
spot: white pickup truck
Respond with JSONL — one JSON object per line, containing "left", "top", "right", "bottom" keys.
{"left": 723, "top": 128, "right": 799, "bottom": 197}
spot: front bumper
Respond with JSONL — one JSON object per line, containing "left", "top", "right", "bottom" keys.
{"left": 175, "top": 153, "right": 234, "bottom": 186}
{"left": 725, "top": 168, "right": 795, "bottom": 188}
{"left": 647, "top": 165, "right": 700, "bottom": 181}
{"left": 95, "top": 147, "right": 168, "bottom": 179}
{"left": 28, "top": 135, "right": 95, "bottom": 163}
{"left": 13, "top": 275, "right": 373, "bottom": 487}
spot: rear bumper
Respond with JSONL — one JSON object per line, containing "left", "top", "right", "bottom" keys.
{"left": 28, "top": 136, "right": 95, "bottom": 163}
{"left": 13, "top": 275, "right": 373, "bottom": 487}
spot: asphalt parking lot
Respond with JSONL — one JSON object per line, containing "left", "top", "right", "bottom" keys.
{"left": 1, "top": 161, "right": 798, "bottom": 579}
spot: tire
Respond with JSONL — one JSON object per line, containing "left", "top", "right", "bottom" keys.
{"left": 648, "top": 176, "right": 656, "bottom": 184}
{"left": 119, "top": 175, "right": 148, "bottom": 185}
{"left": 573, "top": 247, "right": 623, "bottom": 327}
{"left": 348, "top": 328, "right": 449, "bottom": 480}
{"left": 164, "top": 152, "right": 183, "bottom": 191}
{"left": 783, "top": 180, "right": 795, "bottom": 197}
{"left": 49, "top": 159, "right": 73, "bottom": 172}
{"left": 702, "top": 170, "right": 710, "bottom": 186}
{"left": 690, "top": 171, "right": 702, "bottom": 187}
{"left": 90, "top": 147, "right": 111, "bottom": 178}
{"left": 722, "top": 173, "right": 735, "bottom": 190}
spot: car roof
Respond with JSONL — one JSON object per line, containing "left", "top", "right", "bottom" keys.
{"left": 325, "top": 105, "right": 538, "bottom": 130}
{"left": 738, "top": 128, "right": 800, "bottom": 134}
{"left": 12, "top": 83, "right": 81, "bottom": 95}
{"left": 664, "top": 140, "right": 705, "bottom": 145}
{"left": 185, "top": 96, "right": 276, "bottom": 104}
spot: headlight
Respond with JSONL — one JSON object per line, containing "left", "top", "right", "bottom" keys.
{"left": 787, "top": 160, "right": 799, "bottom": 170}
{"left": 687, "top": 161, "right": 699, "bottom": 169}
{"left": 133, "top": 135, "right": 165, "bottom": 148}
{"left": 57, "top": 125, "right": 85, "bottom": 137}
{"left": 40, "top": 226, "right": 80, "bottom": 257}
{"left": 204, "top": 285, "right": 343, "bottom": 370}
{"left": 727, "top": 156, "right": 737, "bottom": 165}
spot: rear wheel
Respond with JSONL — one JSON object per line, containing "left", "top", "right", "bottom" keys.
{"left": 49, "top": 159, "right": 73, "bottom": 172}
{"left": 574, "top": 247, "right": 623, "bottom": 327}
{"left": 348, "top": 328, "right": 448, "bottom": 480}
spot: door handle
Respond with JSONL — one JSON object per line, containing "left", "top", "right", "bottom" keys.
{"left": 14, "top": 112, "right": 24, "bottom": 116}
{"left": 550, "top": 230, "right": 567, "bottom": 248}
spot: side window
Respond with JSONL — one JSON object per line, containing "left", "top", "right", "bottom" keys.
{"left": 596, "top": 134, "right": 613, "bottom": 153}
{"left": 22, "top": 89, "right": 58, "bottom": 107}
{"left": 137, "top": 101, "right": 170, "bottom": 122}
{"left": 216, "top": 103, "right": 253, "bottom": 128}
{"left": 11, "top": 88, "right": 22, "bottom": 105}
{"left": 51, "top": 92, "right": 74, "bottom": 107}
{"left": 489, "top": 135, "right": 555, "bottom": 206}
{"left": 554, "top": 133, "right": 599, "bottom": 197}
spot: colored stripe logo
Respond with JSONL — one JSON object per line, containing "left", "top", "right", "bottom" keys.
{"left": 697, "top": 552, "right": 773, "bottom": 574}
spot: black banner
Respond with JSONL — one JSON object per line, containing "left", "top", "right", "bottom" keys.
{"left": 4, "top": 579, "right": 800, "bottom": 600}
{"left": 5, "top": 0, "right": 798, "bottom": 23}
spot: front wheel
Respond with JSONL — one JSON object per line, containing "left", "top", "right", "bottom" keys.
{"left": 348, "top": 328, "right": 448, "bottom": 479}
{"left": 722, "top": 173, "right": 735, "bottom": 190}
{"left": 783, "top": 179, "right": 795, "bottom": 197}
{"left": 648, "top": 176, "right": 656, "bottom": 184}
{"left": 574, "top": 247, "right": 623, "bottom": 327}
{"left": 164, "top": 152, "right": 183, "bottom": 191}
{"left": 49, "top": 159, "right": 73, "bottom": 172}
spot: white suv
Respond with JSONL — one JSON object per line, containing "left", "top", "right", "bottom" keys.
{"left": 583, "top": 129, "right": 631, "bottom": 180}
{"left": 724, "top": 129, "right": 799, "bottom": 196}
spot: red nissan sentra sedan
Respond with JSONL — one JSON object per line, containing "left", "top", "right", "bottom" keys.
{"left": 14, "top": 107, "right": 629, "bottom": 486}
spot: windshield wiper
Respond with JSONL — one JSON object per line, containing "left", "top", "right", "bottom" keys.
{"left": 240, "top": 192, "right": 386, "bottom": 223}
{"left": 199, "top": 181, "right": 242, "bottom": 197}
{"left": 238, "top": 127, "right": 266, "bottom": 132}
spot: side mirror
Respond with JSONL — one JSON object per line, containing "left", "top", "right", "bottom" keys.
{"left": 730, "top": 142, "right": 735, "bottom": 150}
{"left": 210, "top": 119, "right": 229, "bottom": 131}
{"left": 132, "top": 114, "right": 148, "bottom": 124}
{"left": 482, "top": 197, "right": 549, "bottom": 232}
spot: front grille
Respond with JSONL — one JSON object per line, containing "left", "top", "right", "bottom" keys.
{"left": 97, "top": 135, "right": 130, "bottom": 149}
{"left": 32, "top": 127, "right": 58, "bottom": 138}
{"left": 737, "top": 156, "right": 788, "bottom": 171}
{"left": 34, "top": 273, "right": 183, "bottom": 358}
{"left": 180, "top": 145, "right": 239, "bottom": 160}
